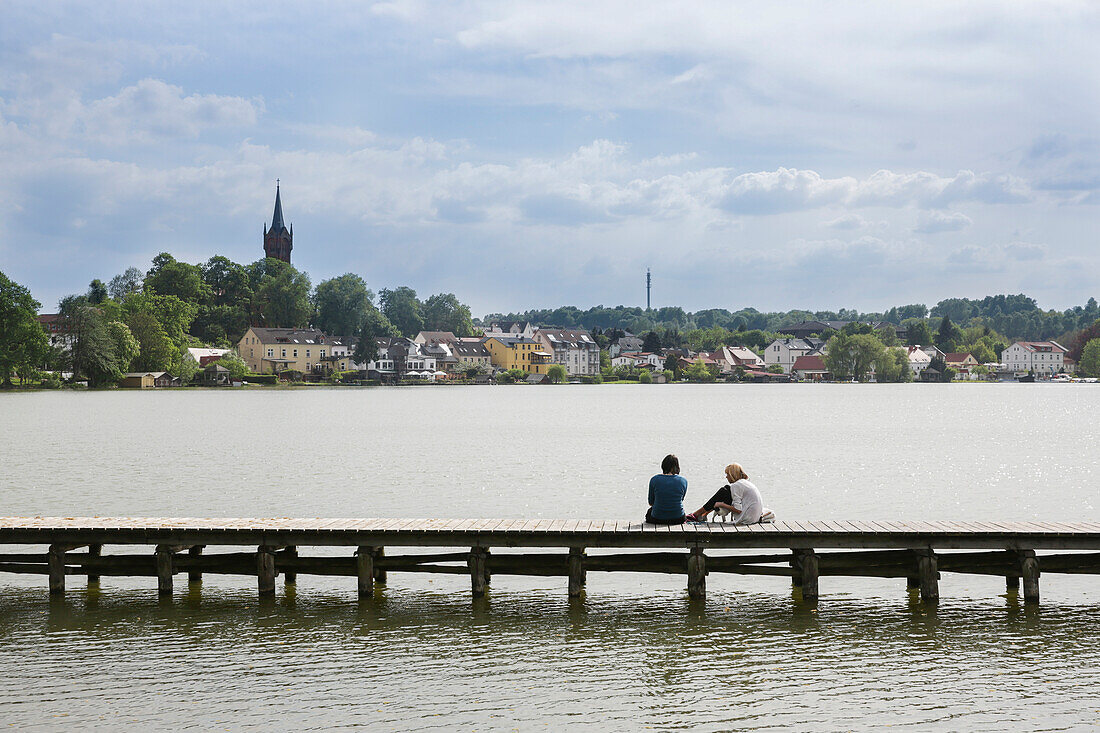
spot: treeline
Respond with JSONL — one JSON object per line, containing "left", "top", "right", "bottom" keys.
{"left": 0, "top": 255, "right": 476, "bottom": 387}
{"left": 486, "top": 294, "right": 1100, "bottom": 345}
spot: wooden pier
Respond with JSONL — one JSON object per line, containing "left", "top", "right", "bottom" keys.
{"left": 4, "top": 517, "right": 1100, "bottom": 604}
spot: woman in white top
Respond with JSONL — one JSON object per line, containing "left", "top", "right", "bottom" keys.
{"left": 686, "top": 463, "right": 764, "bottom": 524}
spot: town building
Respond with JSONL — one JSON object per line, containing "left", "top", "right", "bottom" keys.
{"left": 37, "top": 314, "right": 73, "bottom": 348}
{"left": 483, "top": 321, "right": 536, "bottom": 339}
{"left": 185, "top": 347, "right": 231, "bottom": 367}
{"left": 237, "top": 327, "right": 333, "bottom": 374}
{"left": 366, "top": 338, "right": 440, "bottom": 380}
{"left": 263, "top": 183, "right": 293, "bottom": 263}
{"left": 1001, "top": 341, "right": 1070, "bottom": 375}
{"left": 763, "top": 338, "right": 826, "bottom": 373}
{"left": 534, "top": 328, "right": 600, "bottom": 376}
{"left": 903, "top": 346, "right": 932, "bottom": 376}
{"left": 609, "top": 333, "right": 644, "bottom": 357}
{"left": 944, "top": 353, "right": 980, "bottom": 377}
{"left": 483, "top": 335, "right": 551, "bottom": 375}
{"left": 612, "top": 352, "right": 663, "bottom": 370}
{"left": 791, "top": 355, "right": 830, "bottom": 381}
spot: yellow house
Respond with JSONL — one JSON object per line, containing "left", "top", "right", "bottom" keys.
{"left": 483, "top": 336, "right": 551, "bottom": 374}
{"left": 237, "top": 327, "right": 334, "bottom": 374}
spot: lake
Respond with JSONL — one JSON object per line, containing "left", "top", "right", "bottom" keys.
{"left": 1, "top": 384, "right": 1099, "bottom": 730}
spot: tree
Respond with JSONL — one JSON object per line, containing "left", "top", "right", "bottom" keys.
{"left": 600, "top": 349, "right": 611, "bottom": 373}
{"left": 1081, "top": 338, "right": 1100, "bottom": 377}
{"left": 934, "top": 316, "right": 963, "bottom": 353}
{"left": 380, "top": 286, "right": 424, "bottom": 337}
{"left": 874, "top": 348, "right": 912, "bottom": 383}
{"left": 824, "top": 332, "right": 885, "bottom": 381}
{"left": 144, "top": 253, "right": 210, "bottom": 303}
{"left": 59, "top": 296, "right": 122, "bottom": 386}
{"left": 87, "top": 279, "right": 108, "bottom": 304}
{"left": 638, "top": 368, "right": 652, "bottom": 384}
{"left": 684, "top": 359, "right": 715, "bottom": 382}
{"left": 766, "top": 364, "right": 785, "bottom": 374}
{"left": 663, "top": 353, "right": 680, "bottom": 377}
{"left": 108, "top": 267, "right": 144, "bottom": 300}
{"left": 106, "top": 321, "right": 139, "bottom": 373}
{"left": 546, "top": 364, "right": 567, "bottom": 383}
{"left": 0, "top": 271, "right": 49, "bottom": 387}
{"left": 125, "top": 311, "right": 175, "bottom": 372}
{"left": 314, "top": 273, "right": 373, "bottom": 340}
{"left": 421, "top": 293, "right": 474, "bottom": 337}
{"left": 642, "top": 331, "right": 662, "bottom": 353}
{"left": 249, "top": 258, "right": 313, "bottom": 328}
{"left": 1070, "top": 319, "right": 1100, "bottom": 363}
{"left": 928, "top": 355, "right": 955, "bottom": 382}
{"left": 906, "top": 320, "right": 934, "bottom": 346}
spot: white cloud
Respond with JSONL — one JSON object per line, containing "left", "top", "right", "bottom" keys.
{"left": 913, "top": 210, "right": 972, "bottom": 234}
{"left": 823, "top": 213, "right": 868, "bottom": 230}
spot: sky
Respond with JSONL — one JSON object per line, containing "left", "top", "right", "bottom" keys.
{"left": 1, "top": 1, "right": 1098, "bottom": 317}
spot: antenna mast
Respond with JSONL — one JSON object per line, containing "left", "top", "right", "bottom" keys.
{"left": 646, "top": 267, "right": 652, "bottom": 310}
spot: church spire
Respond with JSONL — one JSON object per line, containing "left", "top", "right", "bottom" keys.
{"left": 271, "top": 179, "right": 286, "bottom": 232}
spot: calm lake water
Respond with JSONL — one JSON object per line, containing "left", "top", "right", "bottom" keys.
{"left": 2, "top": 384, "right": 1100, "bottom": 731}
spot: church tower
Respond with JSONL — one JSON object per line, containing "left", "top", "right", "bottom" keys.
{"left": 263, "top": 182, "right": 293, "bottom": 263}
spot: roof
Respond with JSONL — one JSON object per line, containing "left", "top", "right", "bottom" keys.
{"left": 416, "top": 331, "right": 458, "bottom": 344}
{"left": 452, "top": 341, "right": 490, "bottom": 357}
{"left": 944, "top": 353, "right": 973, "bottom": 362}
{"left": 1012, "top": 341, "right": 1069, "bottom": 353}
{"left": 538, "top": 328, "right": 596, "bottom": 347}
{"left": 792, "top": 355, "right": 827, "bottom": 372}
{"left": 769, "top": 337, "right": 825, "bottom": 351}
{"left": 486, "top": 335, "right": 539, "bottom": 346}
{"left": 187, "top": 347, "right": 230, "bottom": 360}
{"left": 248, "top": 327, "right": 328, "bottom": 345}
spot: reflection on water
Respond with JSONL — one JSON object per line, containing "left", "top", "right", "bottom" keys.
{"left": 1, "top": 578, "right": 1098, "bottom": 731}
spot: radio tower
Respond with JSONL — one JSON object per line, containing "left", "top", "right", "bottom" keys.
{"left": 646, "top": 267, "right": 652, "bottom": 310}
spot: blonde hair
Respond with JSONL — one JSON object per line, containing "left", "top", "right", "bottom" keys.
{"left": 725, "top": 463, "right": 748, "bottom": 483}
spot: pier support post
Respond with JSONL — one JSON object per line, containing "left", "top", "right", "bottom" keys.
{"left": 48, "top": 544, "right": 66, "bottom": 595}
{"left": 790, "top": 552, "right": 802, "bottom": 587}
{"left": 906, "top": 576, "right": 920, "bottom": 590}
{"left": 188, "top": 546, "right": 204, "bottom": 583}
{"left": 155, "top": 546, "right": 175, "bottom": 596}
{"left": 469, "top": 547, "right": 489, "bottom": 597}
{"left": 794, "top": 549, "right": 819, "bottom": 601}
{"left": 371, "top": 547, "right": 386, "bottom": 585}
{"left": 568, "top": 547, "right": 586, "bottom": 597}
{"left": 915, "top": 549, "right": 938, "bottom": 604}
{"left": 283, "top": 546, "right": 297, "bottom": 586}
{"left": 257, "top": 546, "right": 276, "bottom": 596}
{"left": 687, "top": 547, "right": 706, "bottom": 599}
{"left": 356, "top": 546, "right": 374, "bottom": 596}
{"left": 87, "top": 544, "right": 101, "bottom": 584}
{"left": 1020, "top": 550, "right": 1040, "bottom": 604}
{"left": 1006, "top": 575, "right": 1019, "bottom": 593}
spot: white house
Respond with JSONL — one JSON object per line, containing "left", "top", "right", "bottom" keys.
{"left": 904, "top": 346, "right": 932, "bottom": 376}
{"left": 609, "top": 333, "right": 644, "bottom": 357}
{"left": 612, "top": 352, "right": 663, "bottom": 369}
{"left": 184, "top": 347, "right": 231, "bottom": 366}
{"left": 1001, "top": 341, "right": 1070, "bottom": 375}
{"left": 763, "top": 338, "right": 825, "bottom": 374}
{"left": 535, "top": 328, "right": 600, "bottom": 376}
{"left": 484, "top": 321, "right": 536, "bottom": 339}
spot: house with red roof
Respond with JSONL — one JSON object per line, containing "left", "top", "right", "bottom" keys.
{"left": 791, "top": 354, "right": 830, "bottom": 381}
{"left": 1001, "top": 341, "right": 1070, "bottom": 375}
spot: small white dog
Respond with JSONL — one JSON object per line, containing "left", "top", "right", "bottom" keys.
{"left": 713, "top": 505, "right": 735, "bottom": 522}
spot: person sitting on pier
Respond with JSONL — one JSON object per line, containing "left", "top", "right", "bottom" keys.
{"left": 645, "top": 454, "right": 688, "bottom": 525}
{"left": 686, "top": 463, "right": 772, "bottom": 523}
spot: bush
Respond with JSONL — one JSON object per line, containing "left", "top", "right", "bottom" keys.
{"left": 245, "top": 373, "right": 277, "bottom": 385}
{"left": 39, "top": 372, "right": 63, "bottom": 389}
{"left": 662, "top": 369, "right": 674, "bottom": 382}
{"left": 546, "top": 364, "right": 567, "bottom": 383}
{"left": 638, "top": 369, "right": 652, "bottom": 384}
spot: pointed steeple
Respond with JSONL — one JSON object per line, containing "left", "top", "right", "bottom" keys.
{"left": 270, "top": 180, "right": 286, "bottom": 232}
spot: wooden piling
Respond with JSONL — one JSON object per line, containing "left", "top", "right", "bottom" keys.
{"left": 687, "top": 546, "right": 706, "bottom": 598}
{"left": 795, "top": 549, "right": 819, "bottom": 601}
{"left": 371, "top": 547, "right": 386, "bottom": 585}
{"left": 282, "top": 546, "right": 297, "bottom": 585}
{"left": 48, "top": 544, "right": 66, "bottom": 595}
{"left": 469, "top": 546, "right": 489, "bottom": 597}
{"left": 155, "top": 545, "right": 174, "bottom": 596}
{"left": 257, "top": 546, "right": 276, "bottom": 596}
{"left": 1006, "top": 575, "right": 1019, "bottom": 592}
{"left": 87, "top": 544, "right": 101, "bottom": 584}
{"left": 356, "top": 546, "right": 374, "bottom": 596}
{"left": 915, "top": 549, "right": 938, "bottom": 604}
{"left": 188, "top": 546, "right": 204, "bottom": 583}
{"left": 1020, "top": 550, "right": 1040, "bottom": 604}
{"left": 568, "top": 547, "right": 586, "bottom": 597}
{"left": 906, "top": 576, "right": 920, "bottom": 590}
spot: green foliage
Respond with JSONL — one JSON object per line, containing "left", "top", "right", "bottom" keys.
{"left": 638, "top": 369, "right": 652, "bottom": 384}
{"left": 249, "top": 258, "right": 313, "bottom": 328}
{"left": 0, "top": 270, "right": 49, "bottom": 387}
{"left": 59, "top": 296, "right": 122, "bottom": 386}
{"left": 1081, "top": 338, "right": 1100, "bottom": 377}
{"left": 661, "top": 369, "right": 674, "bottom": 382}
{"left": 641, "top": 331, "right": 662, "bottom": 352}
{"left": 211, "top": 351, "right": 248, "bottom": 380}
{"left": 546, "top": 364, "right": 567, "bottom": 383}
{"left": 422, "top": 293, "right": 475, "bottom": 337}
{"left": 145, "top": 253, "right": 211, "bottom": 303}
{"left": 934, "top": 316, "right": 963, "bottom": 352}
{"left": 824, "top": 332, "right": 885, "bottom": 381}
{"left": 599, "top": 349, "right": 611, "bottom": 373}
{"left": 314, "top": 273, "right": 373, "bottom": 341}
{"left": 380, "top": 286, "right": 424, "bottom": 337}
{"left": 108, "top": 267, "right": 143, "bottom": 300}
{"left": 125, "top": 311, "right": 175, "bottom": 371}
{"left": 1070, "top": 320, "right": 1100, "bottom": 363}
{"left": 106, "top": 321, "right": 140, "bottom": 373}
{"left": 87, "top": 279, "right": 108, "bottom": 304}
{"left": 875, "top": 347, "right": 913, "bottom": 383}
{"left": 906, "top": 320, "right": 935, "bottom": 346}
{"left": 39, "top": 372, "right": 63, "bottom": 389}
{"left": 684, "top": 359, "right": 714, "bottom": 382}
{"left": 927, "top": 355, "right": 955, "bottom": 382}
{"left": 495, "top": 368, "right": 528, "bottom": 384}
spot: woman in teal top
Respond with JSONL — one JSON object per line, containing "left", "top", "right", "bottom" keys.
{"left": 645, "top": 454, "right": 687, "bottom": 525}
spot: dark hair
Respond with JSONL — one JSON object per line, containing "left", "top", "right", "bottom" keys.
{"left": 661, "top": 454, "right": 680, "bottom": 475}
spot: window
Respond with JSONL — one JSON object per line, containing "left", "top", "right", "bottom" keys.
{"left": 293, "top": 349, "right": 298, "bottom": 357}
{"left": 267, "top": 349, "right": 274, "bottom": 357}
{"left": 306, "top": 349, "right": 311, "bottom": 358}
{"left": 281, "top": 349, "right": 286, "bottom": 357}
{"left": 321, "top": 350, "right": 326, "bottom": 358}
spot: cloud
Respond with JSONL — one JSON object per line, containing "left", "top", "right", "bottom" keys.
{"left": 913, "top": 210, "right": 972, "bottom": 234}
{"left": 80, "top": 79, "right": 261, "bottom": 141}
{"left": 823, "top": 213, "right": 868, "bottom": 230}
